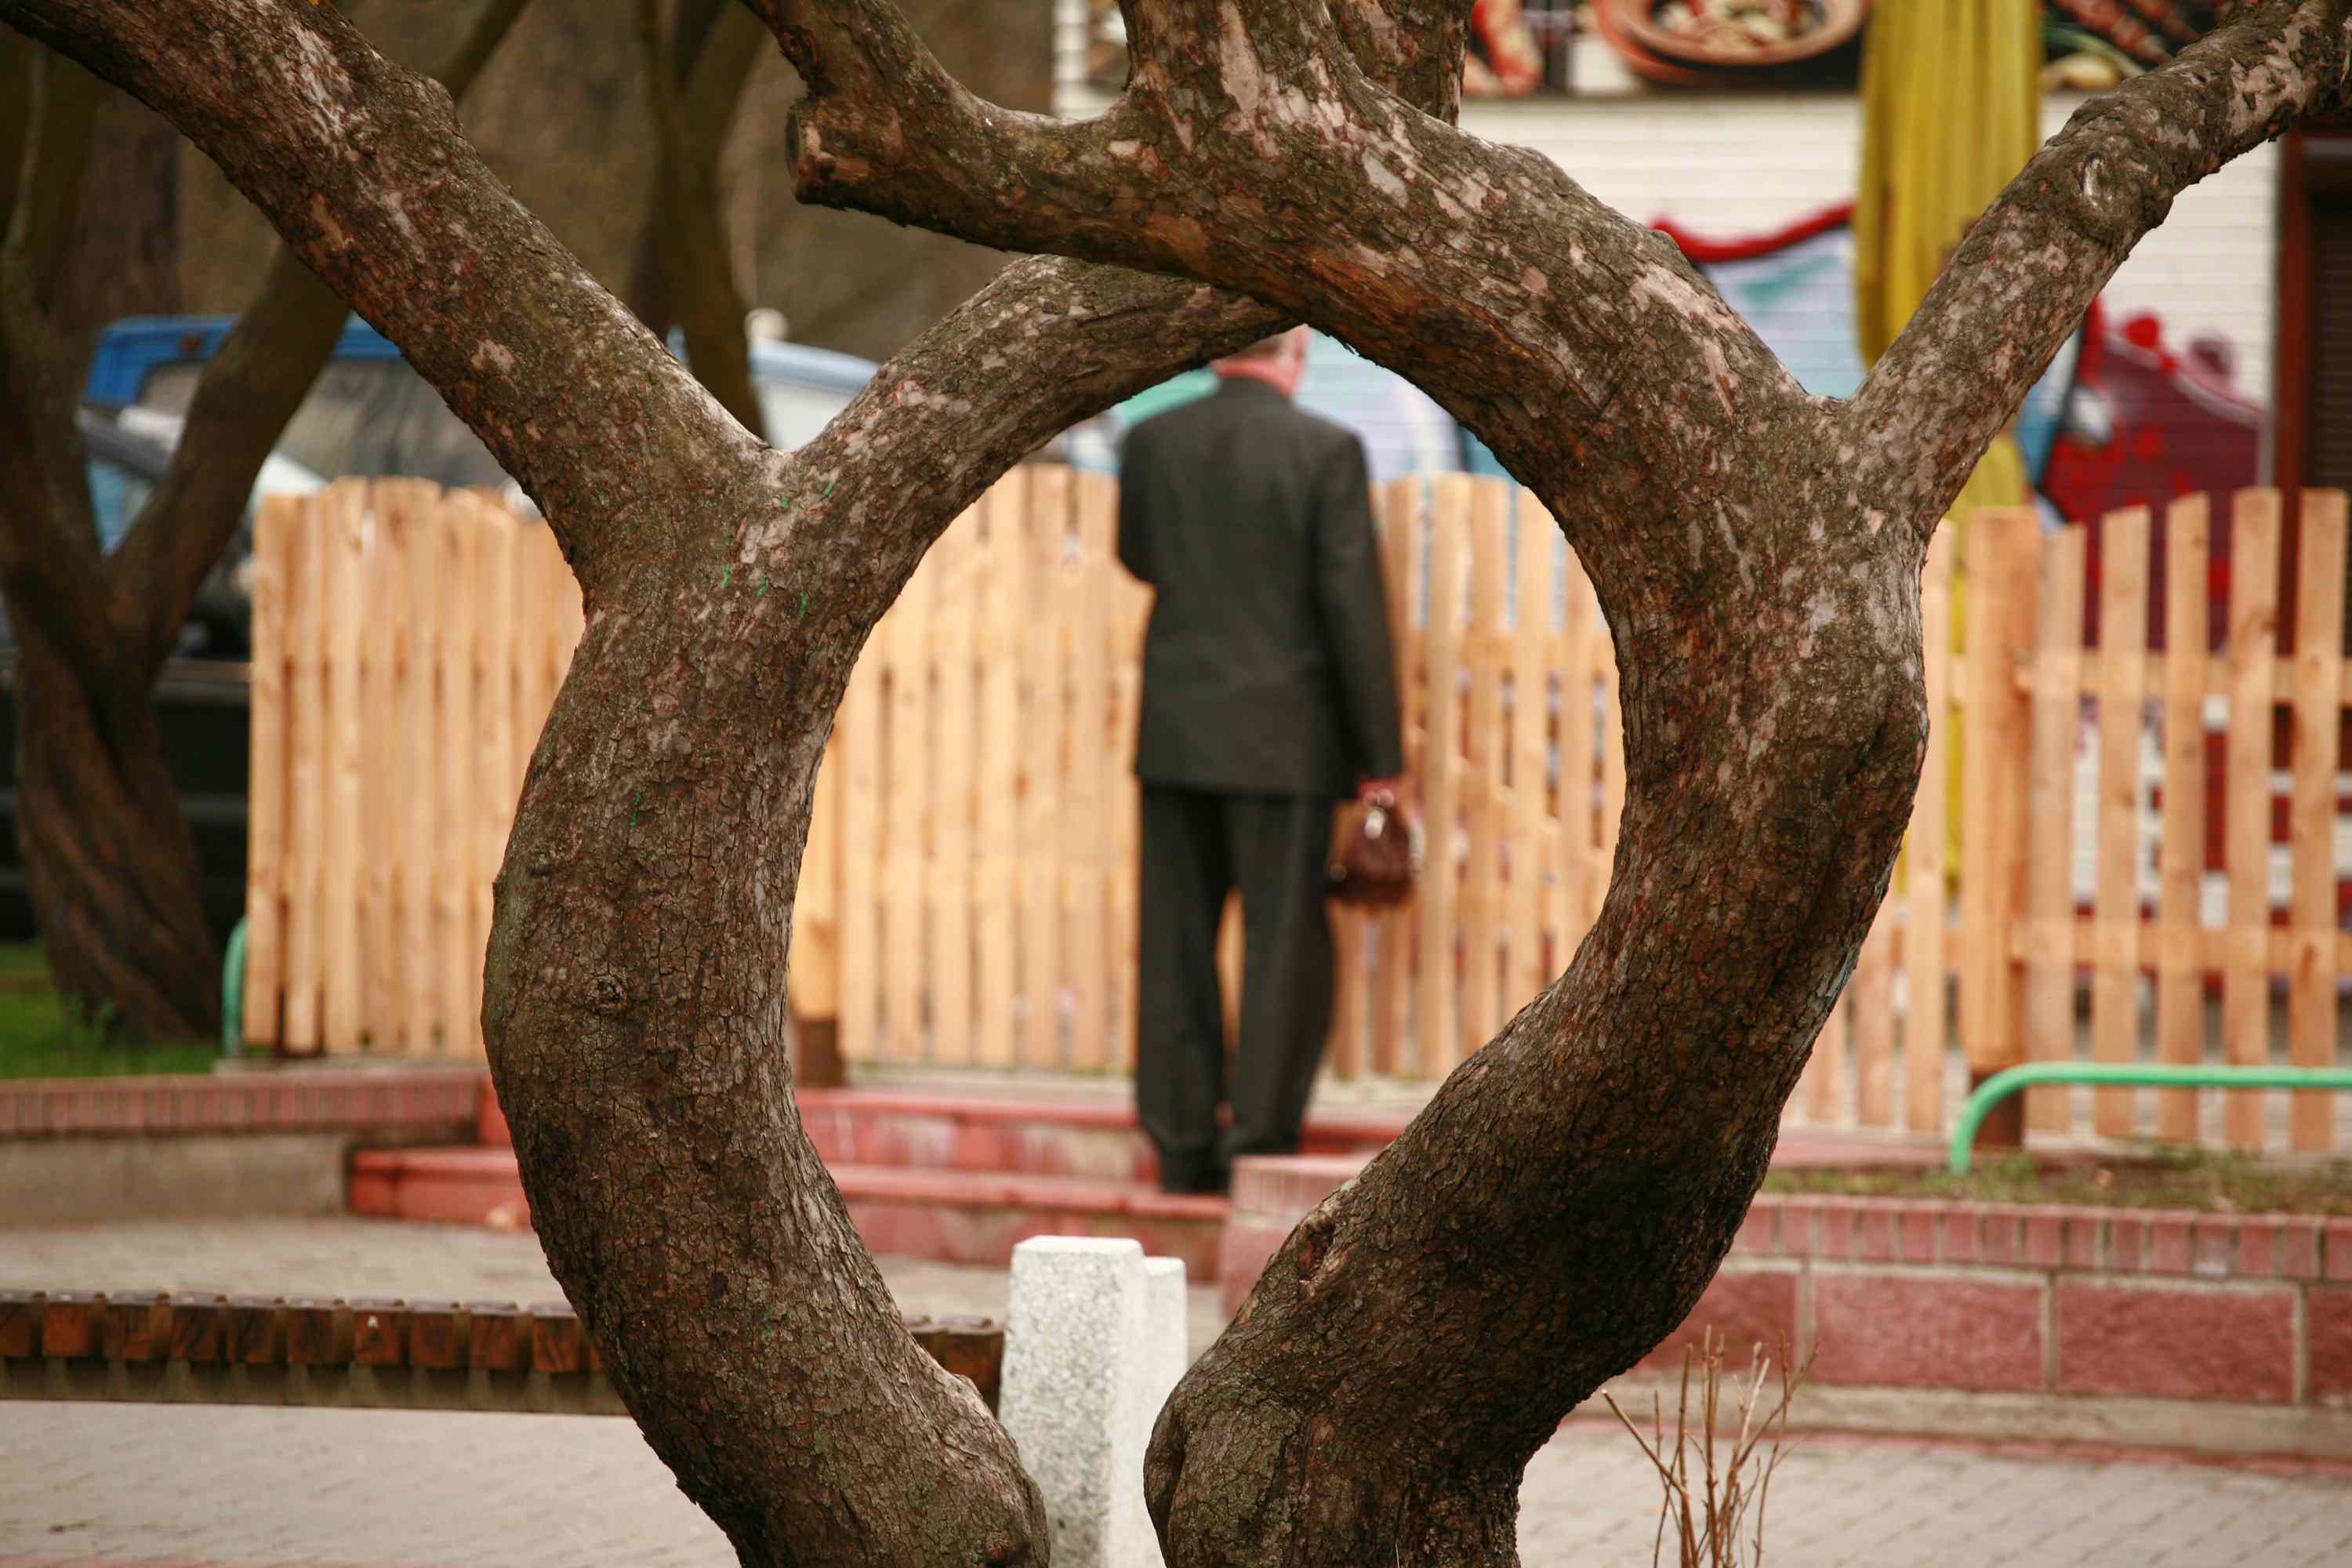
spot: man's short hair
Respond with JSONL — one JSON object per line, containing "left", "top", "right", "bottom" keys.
{"left": 1218, "top": 330, "right": 1300, "bottom": 365}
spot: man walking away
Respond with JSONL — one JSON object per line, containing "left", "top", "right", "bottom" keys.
{"left": 1116, "top": 328, "right": 1406, "bottom": 1196}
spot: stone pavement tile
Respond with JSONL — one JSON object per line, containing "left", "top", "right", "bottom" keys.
{"left": 0, "top": 1406, "right": 733, "bottom": 1567}
{"left": 2143, "top": 1472, "right": 2352, "bottom": 1568}
{"left": 10, "top": 1406, "right": 2352, "bottom": 1565}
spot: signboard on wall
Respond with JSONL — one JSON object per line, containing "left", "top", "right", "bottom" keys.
{"left": 1073, "top": 0, "right": 2240, "bottom": 100}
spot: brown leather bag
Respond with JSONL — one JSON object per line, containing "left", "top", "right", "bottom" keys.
{"left": 1327, "top": 787, "right": 1421, "bottom": 906}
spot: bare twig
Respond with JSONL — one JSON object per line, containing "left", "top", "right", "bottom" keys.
{"left": 1605, "top": 1331, "right": 1814, "bottom": 1568}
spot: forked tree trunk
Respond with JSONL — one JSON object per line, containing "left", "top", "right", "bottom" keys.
{"left": 10, "top": 633, "right": 216, "bottom": 1036}
{"left": 12, "top": 0, "right": 2343, "bottom": 1562}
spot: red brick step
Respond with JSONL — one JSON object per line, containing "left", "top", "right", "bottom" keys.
{"left": 349, "top": 1148, "right": 1230, "bottom": 1279}
{"left": 476, "top": 1083, "right": 1408, "bottom": 1181}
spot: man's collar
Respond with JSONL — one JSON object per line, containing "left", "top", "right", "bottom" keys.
{"left": 1214, "top": 371, "right": 1293, "bottom": 401}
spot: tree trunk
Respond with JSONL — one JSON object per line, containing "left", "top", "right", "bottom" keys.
{"left": 45, "top": 77, "right": 178, "bottom": 347}
{"left": 1146, "top": 547, "right": 1929, "bottom": 1566}
{"left": 10, "top": 632, "right": 216, "bottom": 1038}
{"left": 17, "top": 0, "right": 2344, "bottom": 1561}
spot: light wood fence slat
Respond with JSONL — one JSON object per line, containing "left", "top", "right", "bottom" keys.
{"left": 1904, "top": 527, "right": 1954, "bottom": 1134}
{"left": 2024, "top": 524, "right": 2086, "bottom": 1133}
{"left": 883, "top": 546, "right": 932, "bottom": 1064}
{"left": 1508, "top": 491, "right": 1553, "bottom": 1017}
{"left": 1330, "top": 904, "right": 1367, "bottom": 1080}
{"left": 1557, "top": 544, "right": 1597, "bottom": 952}
{"left": 1854, "top": 880, "right": 1896, "bottom": 1127}
{"left": 434, "top": 495, "right": 479, "bottom": 1060}
{"left": 2223, "top": 489, "right": 2282, "bottom": 1148}
{"left": 243, "top": 496, "right": 292, "bottom": 1049}
{"left": 321, "top": 483, "right": 366, "bottom": 1053}
{"left": 1463, "top": 481, "right": 1508, "bottom": 1045}
{"left": 2156, "top": 495, "right": 2212, "bottom": 1140}
{"left": 1816, "top": 989, "right": 1850, "bottom": 1126}
{"left": 2092, "top": 507, "right": 2151, "bottom": 1135}
{"left": 1019, "top": 466, "right": 1069, "bottom": 1070}
{"left": 1960, "top": 510, "right": 2042, "bottom": 1094}
{"left": 1066, "top": 474, "right": 1116, "bottom": 1072}
{"left": 839, "top": 600, "right": 884, "bottom": 1074}
{"left": 931, "top": 513, "right": 978, "bottom": 1069}
{"left": 975, "top": 475, "right": 1025, "bottom": 1070}
{"left": 2289, "top": 491, "right": 2347, "bottom": 1151}
{"left": 282, "top": 485, "right": 326, "bottom": 1051}
{"left": 1373, "top": 477, "right": 1421, "bottom": 1077}
{"left": 387, "top": 483, "right": 439, "bottom": 1054}
{"left": 360, "top": 489, "right": 400, "bottom": 1052}
{"left": 1420, "top": 477, "right": 1470, "bottom": 1074}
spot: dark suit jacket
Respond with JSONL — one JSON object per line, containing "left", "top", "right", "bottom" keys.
{"left": 1117, "top": 376, "right": 1406, "bottom": 798}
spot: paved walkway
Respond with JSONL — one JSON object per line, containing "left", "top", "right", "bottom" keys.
{"left": 5, "top": 1221, "right": 2351, "bottom": 1566}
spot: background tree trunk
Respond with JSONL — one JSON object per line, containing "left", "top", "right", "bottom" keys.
{"left": 0, "top": 0, "right": 529, "bottom": 1041}
{"left": 10, "top": 633, "right": 214, "bottom": 1034}
{"left": 45, "top": 77, "right": 176, "bottom": 349}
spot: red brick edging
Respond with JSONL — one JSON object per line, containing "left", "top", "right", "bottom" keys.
{"left": 1223, "top": 1174, "right": 2352, "bottom": 1416}
{"left": 0, "top": 1069, "right": 485, "bottom": 1139}
{"left": 0, "top": 1290, "right": 1004, "bottom": 1410}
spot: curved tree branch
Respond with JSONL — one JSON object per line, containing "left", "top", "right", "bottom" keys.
{"left": 760, "top": 0, "right": 1806, "bottom": 609}
{"left": 1849, "top": 0, "right": 2352, "bottom": 537}
{"left": 100, "top": 0, "right": 539, "bottom": 678}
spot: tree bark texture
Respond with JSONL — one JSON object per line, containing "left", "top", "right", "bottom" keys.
{"left": 8, "top": 631, "right": 215, "bottom": 1033}
{"left": 5, "top": 0, "right": 2344, "bottom": 1561}
{"left": 764, "top": 5, "right": 2350, "bottom": 1559}
{"left": 0, "top": 1, "right": 529, "bottom": 1039}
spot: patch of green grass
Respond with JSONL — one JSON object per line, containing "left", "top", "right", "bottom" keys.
{"left": 1762, "top": 1146, "right": 2352, "bottom": 1217}
{"left": 0, "top": 949, "right": 216, "bottom": 1079}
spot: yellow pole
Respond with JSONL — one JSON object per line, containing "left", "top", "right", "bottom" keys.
{"left": 1855, "top": 0, "right": 2044, "bottom": 891}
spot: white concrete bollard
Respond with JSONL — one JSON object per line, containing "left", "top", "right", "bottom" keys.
{"left": 1000, "top": 1237, "right": 1189, "bottom": 1568}
{"left": 1141, "top": 1255, "right": 1189, "bottom": 1428}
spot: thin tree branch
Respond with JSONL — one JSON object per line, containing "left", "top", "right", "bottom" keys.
{"left": 0, "top": 32, "right": 30, "bottom": 234}
{"left": 103, "top": 0, "right": 542, "bottom": 677}
{"left": 16, "top": 47, "right": 93, "bottom": 312}
{"left": 0, "top": 45, "right": 112, "bottom": 694}
{"left": 1849, "top": 0, "right": 2352, "bottom": 539}
{"left": 759, "top": 0, "right": 1806, "bottom": 599}
{"left": 634, "top": 0, "right": 762, "bottom": 433}
{"left": 433, "top": 0, "right": 532, "bottom": 101}
{"left": 1, "top": 0, "right": 753, "bottom": 592}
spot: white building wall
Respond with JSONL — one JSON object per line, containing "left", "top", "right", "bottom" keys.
{"left": 1457, "top": 94, "right": 2279, "bottom": 412}
{"left": 1046, "top": 3, "right": 2280, "bottom": 415}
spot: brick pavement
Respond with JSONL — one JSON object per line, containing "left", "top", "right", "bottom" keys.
{"left": 3, "top": 1222, "right": 2350, "bottom": 1565}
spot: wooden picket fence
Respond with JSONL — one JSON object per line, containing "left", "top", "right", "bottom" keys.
{"left": 239, "top": 476, "right": 2352, "bottom": 1152}
{"left": 241, "top": 480, "right": 582, "bottom": 1058}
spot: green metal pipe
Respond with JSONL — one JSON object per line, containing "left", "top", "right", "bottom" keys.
{"left": 1948, "top": 1062, "right": 2352, "bottom": 1173}
{"left": 220, "top": 916, "right": 247, "bottom": 1058}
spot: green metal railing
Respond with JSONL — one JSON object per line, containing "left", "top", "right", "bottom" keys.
{"left": 1948, "top": 1062, "right": 2352, "bottom": 1174}
{"left": 220, "top": 916, "right": 247, "bottom": 1057}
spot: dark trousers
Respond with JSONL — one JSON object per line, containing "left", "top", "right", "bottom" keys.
{"left": 1136, "top": 785, "right": 1335, "bottom": 1185}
